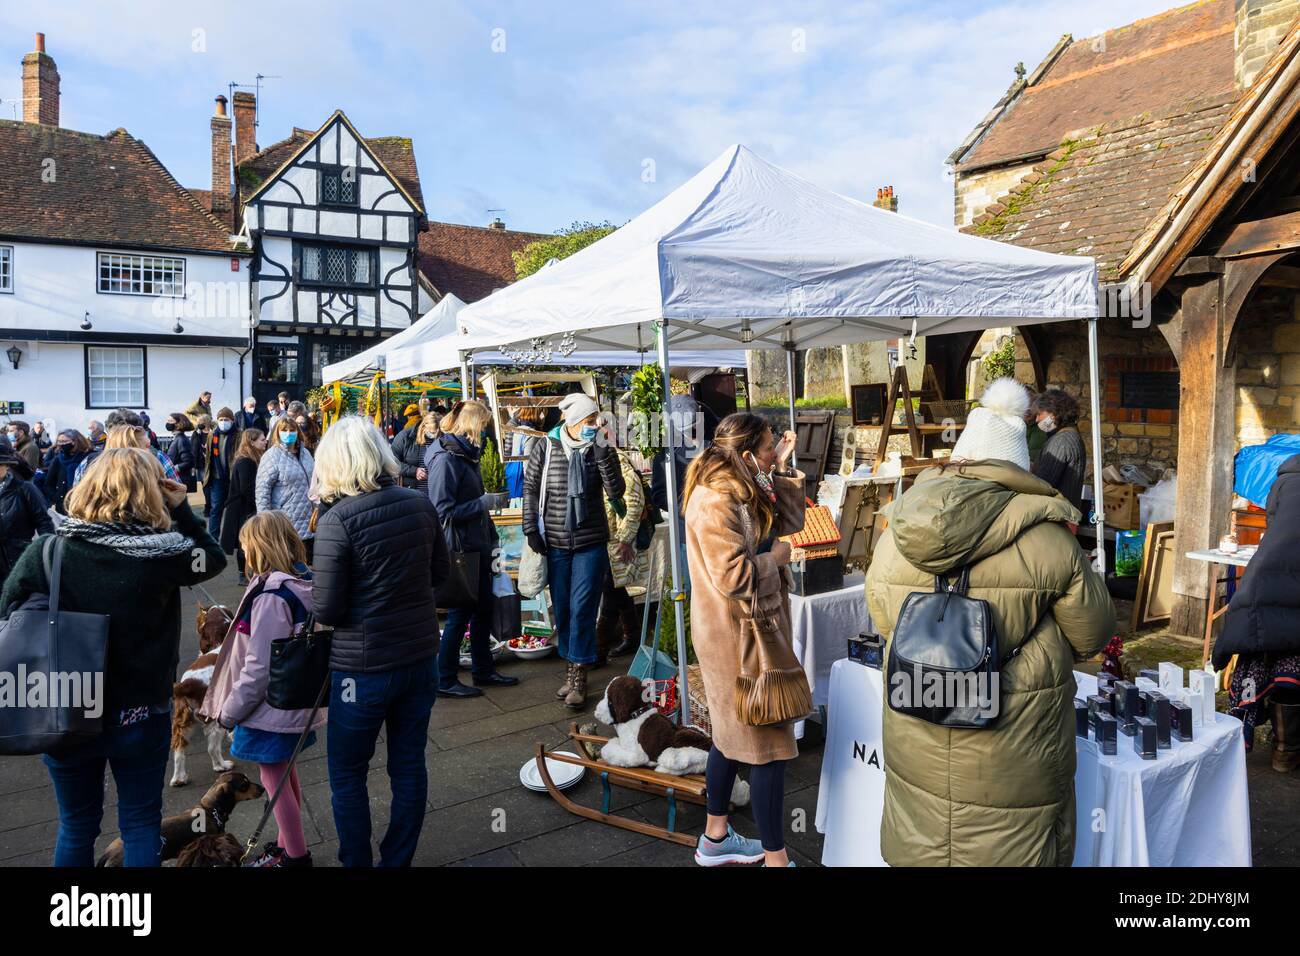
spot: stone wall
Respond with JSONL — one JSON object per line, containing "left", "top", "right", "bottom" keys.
{"left": 1234, "top": 287, "right": 1300, "bottom": 448}
{"left": 1235, "top": 0, "right": 1300, "bottom": 89}
{"left": 953, "top": 162, "right": 1036, "bottom": 229}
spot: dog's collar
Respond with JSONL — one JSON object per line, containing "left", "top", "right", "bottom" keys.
{"left": 626, "top": 703, "right": 655, "bottom": 722}
{"left": 206, "top": 805, "right": 227, "bottom": 831}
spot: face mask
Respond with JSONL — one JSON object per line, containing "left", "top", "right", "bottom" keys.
{"left": 218, "top": 420, "right": 233, "bottom": 433}
{"left": 1038, "top": 416, "right": 1057, "bottom": 434}
{"left": 282, "top": 431, "right": 298, "bottom": 445}
{"left": 164, "top": 422, "right": 176, "bottom": 432}
{"left": 5, "top": 431, "right": 15, "bottom": 442}
{"left": 579, "top": 425, "right": 599, "bottom": 442}
{"left": 743, "top": 450, "right": 776, "bottom": 500}
{"left": 57, "top": 444, "right": 72, "bottom": 455}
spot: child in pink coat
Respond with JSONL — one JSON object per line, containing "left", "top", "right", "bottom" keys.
{"left": 203, "top": 511, "right": 324, "bottom": 867}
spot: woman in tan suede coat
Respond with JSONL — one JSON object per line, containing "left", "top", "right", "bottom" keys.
{"left": 865, "top": 460, "right": 1114, "bottom": 866}
{"left": 683, "top": 413, "right": 805, "bottom": 867}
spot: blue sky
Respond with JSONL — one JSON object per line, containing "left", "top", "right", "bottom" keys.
{"left": 1, "top": 0, "right": 1178, "bottom": 233}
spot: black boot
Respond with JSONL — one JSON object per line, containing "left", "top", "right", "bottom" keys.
{"left": 593, "top": 610, "right": 617, "bottom": 668}
{"left": 1273, "top": 700, "right": 1300, "bottom": 772}
{"left": 610, "top": 601, "right": 641, "bottom": 659}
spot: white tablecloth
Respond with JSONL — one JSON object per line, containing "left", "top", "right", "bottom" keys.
{"left": 815, "top": 661, "right": 1252, "bottom": 867}
{"left": 790, "top": 573, "right": 867, "bottom": 708}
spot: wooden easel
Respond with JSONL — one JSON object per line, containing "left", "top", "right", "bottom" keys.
{"left": 875, "top": 365, "right": 924, "bottom": 460}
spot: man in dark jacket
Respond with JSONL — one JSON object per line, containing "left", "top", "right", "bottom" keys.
{"left": 1216, "top": 454, "right": 1300, "bottom": 770}
{"left": 310, "top": 420, "right": 449, "bottom": 867}
{"left": 390, "top": 419, "right": 428, "bottom": 494}
{"left": 234, "top": 396, "right": 267, "bottom": 434}
{"left": 0, "top": 446, "right": 54, "bottom": 579}
{"left": 202, "top": 408, "right": 239, "bottom": 537}
{"left": 522, "top": 393, "right": 625, "bottom": 708}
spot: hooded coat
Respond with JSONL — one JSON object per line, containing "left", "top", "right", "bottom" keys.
{"left": 1215, "top": 454, "right": 1300, "bottom": 668}
{"left": 865, "top": 461, "right": 1114, "bottom": 867}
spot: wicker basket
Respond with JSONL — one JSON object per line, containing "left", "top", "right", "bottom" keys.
{"left": 923, "top": 400, "right": 972, "bottom": 424}
{"left": 686, "top": 665, "right": 712, "bottom": 737}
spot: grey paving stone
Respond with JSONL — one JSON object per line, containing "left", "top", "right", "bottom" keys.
{"left": 509, "top": 817, "right": 658, "bottom": 867}
{"left": 449, "top": 846, "right": 522, "bottom": 867}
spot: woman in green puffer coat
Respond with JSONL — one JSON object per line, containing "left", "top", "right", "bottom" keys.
{"left": 865, "top": 380, "right": 1114, "bottom": 866}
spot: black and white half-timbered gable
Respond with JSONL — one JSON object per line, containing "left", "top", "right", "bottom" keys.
{"left": 239, "top": 110, "right": 434, "bottom": 400}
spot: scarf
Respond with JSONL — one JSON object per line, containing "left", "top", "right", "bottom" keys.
{"left": 557, "top": 427, "right": 593, "bottom": 532}
{"left": 58, "top": 517, "right": 196, "bottom": 558}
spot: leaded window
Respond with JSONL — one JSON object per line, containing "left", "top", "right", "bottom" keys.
{"left": 320, "top": 164, "right": 358, "bottom": 207}
{"left": 299, "top": 243, "right": 374, "bottom": 289}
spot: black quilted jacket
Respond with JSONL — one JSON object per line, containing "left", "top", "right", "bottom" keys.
{"left": 522, "top": 433, "right": 625, "bottom": 551}
{"left": 312, "top": 476, "right": 450, "bottom": 673}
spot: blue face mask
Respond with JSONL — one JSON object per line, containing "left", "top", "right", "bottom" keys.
{"left": 282, "top": 431, "right": 298, "bottom": 445}
{"left": 580, "top": 425, "right": 599, "bottom": 442}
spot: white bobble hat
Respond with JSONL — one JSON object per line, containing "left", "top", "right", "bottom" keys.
{"left": 558, "top": 392, "right": 599, "bottom": 427}
{"left": 951, "top": 378, "right": 1031, "bottom": 471}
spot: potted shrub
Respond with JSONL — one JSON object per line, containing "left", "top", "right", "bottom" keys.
{"left": 480, "top": 436, "right": 509, "bottom": 510}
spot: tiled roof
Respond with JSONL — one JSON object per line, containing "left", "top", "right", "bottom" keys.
{"left": 965, "top": 93, "right": 1238, "bottom": 281}
{"left": 957, "top": 0, "right": 1236, "bottom": 171}
{"left": 235, "top": 125, "right": 425, "bottom": 215}
{"left": 416, "top": 221, "right": 550, "bottom": 303}
{"left": 0, "top": 120, "right": 235, "bottom": 253}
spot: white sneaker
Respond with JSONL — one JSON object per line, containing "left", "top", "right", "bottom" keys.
{"left": 694, "top": 826, "right": 764, "bottom": 866}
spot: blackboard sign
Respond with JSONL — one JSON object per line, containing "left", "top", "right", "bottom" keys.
{"left": 1120, "top": 372, "right": 1179, "bottom": 410}
{"left": 850, "top": 384, "right": 888, "bottom": 425}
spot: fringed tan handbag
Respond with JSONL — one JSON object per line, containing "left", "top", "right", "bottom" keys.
{"left": 733, "top": 592, "right": 814, "bottom": 728}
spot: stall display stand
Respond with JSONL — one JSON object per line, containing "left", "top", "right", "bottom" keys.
{"left": 1185, "top": 547, "right": 1254, "bottom": 670}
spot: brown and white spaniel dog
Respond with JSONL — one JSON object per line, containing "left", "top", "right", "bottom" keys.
{"left": 595, "top": 676, "right": 749, "bottom": 805}
{"left": 170, "top": 602, "right": 235, "bottom": 787}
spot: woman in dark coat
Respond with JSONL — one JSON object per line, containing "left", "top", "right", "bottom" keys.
{"left": 1216, "top": 453, "right": 1300, "bottom": 771}
{"left": 0, "top": 446, "right": 54, "bottom": 579}
{"left": 310, "top": 415, "right": 449, "bottom": 867}
{"left": 42, "top": 429, "right": 90, "bottom": 515}
{"left": 1030, "top": 388, "right": 1088, "bottom": 514}
{"left": 220, "top": 428, "right": 266, "bottom": 584}
{"left": 391, "top": 412, "right": 438, "bottom": 496}
{"left": 522, "top": 392, "right": 626, "bottom": 709}
{"left": 0, "top": 447, "right": 225, "bottom": 866}
{"left": 164, "top": 413, "right": 198, "bottom": 492}
{"left": 426, "top": 401, "right": 516, "bottom": 699}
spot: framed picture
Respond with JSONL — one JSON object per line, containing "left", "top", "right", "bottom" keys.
{"left": 1130, "top": 521, "right": 1175, "bottom": 629}
{"left": 850, "top": 383, "right": 888, "bottom": 426}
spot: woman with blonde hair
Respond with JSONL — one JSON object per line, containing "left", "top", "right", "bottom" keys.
{"left": 681, "top": 412, "right": 804, "bottom": 868}
{"left": 221, "top": 427, "right": 268, "bottom": 584}
{"left": 392, "top": 410, "right": 439, "bottom": 496}
{"left": 0, "top": 448, "right": 226, "bottom": 866}
{"left": 256, "top": 416, "right": 315, "bottom": 561}
{"left": 311, "top": 415, "right": 449, "bottom": 867}
{"left": 426, "top": 400, "right": 518, "bottom": 698}
{"left": 204, "top": 510, "right": 321, "bottom": 867}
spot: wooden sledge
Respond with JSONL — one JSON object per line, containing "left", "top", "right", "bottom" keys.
{"left": 533, "top": 723, "right": 709, "bottom": 847}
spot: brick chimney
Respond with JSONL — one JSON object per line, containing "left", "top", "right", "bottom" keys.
{"left": 211, "top": 96, "right": 232, "bottom": 218}
{"left": 1235, "top": 0, "right": 1300, "bottom": 89}
{"left": 21, "top": 33, "right": 60, "bottom": 126}
{"left": 232, "top": 91, "right": 257, "bottom": 163}
{"left": 873, "top": 186, "right": 898, "bottom": 212}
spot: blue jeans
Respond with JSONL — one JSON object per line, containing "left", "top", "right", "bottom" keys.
{"left": 43, "top": 712, "right": 171, "bottom": 867}
{"left": 548, "top": 544, "right": 609, "bottom": 665}
{"left": 207, "top": 477, "right": 227, "bottom": 538}
{"left": 328, "top": 656, "right": 437, "bottom": 867}
{"left": 438, "top": 562, "right": 496, "bottom": 686}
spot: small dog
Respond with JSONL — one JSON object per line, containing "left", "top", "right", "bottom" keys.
{"left": 171, "top": 603, "right": 235, "bottom": 787}
{"left": 96, "top": 771, "right": 265, "bottom": 867}
{"left": 595, "top": 675, "right": 749, "bottom": 805}
{"left": 175, "top": 832, "right": 245, "bottom": 867}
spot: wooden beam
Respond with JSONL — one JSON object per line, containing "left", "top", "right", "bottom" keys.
{"left": 1214, "top": 209, "right": 1300, "bottom": 258}
{"left": 1175, "top": 256, "right": 1225, "bottom": 277}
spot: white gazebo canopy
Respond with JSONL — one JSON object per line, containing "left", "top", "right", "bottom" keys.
{"left": 449, "top": 143, "right": 1099, "bottom": 356}
{"left": 321, "top": 293, "right": 466, "bottom": 384}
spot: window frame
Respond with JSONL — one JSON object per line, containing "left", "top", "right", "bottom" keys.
{"left": 96, "top": 251, "right": 186, "bottom": 298}
{"left": 0, "top": 246, "right": 12, "bottom": 294}
{"left": 318, "top": 163, "right": 360, "bottom": 208}
{"left": 295, "top": 241, "right": 377, "bottom": 291}
{"left": 83, "top": 345, "right": 148, "bottom": 410}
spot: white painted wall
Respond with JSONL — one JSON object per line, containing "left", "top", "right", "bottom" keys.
{"left": 0, "top": 340, "right": 246, "bottom": 438}
{"left": 0, "top": 242, "right": 249, "bottom": 337}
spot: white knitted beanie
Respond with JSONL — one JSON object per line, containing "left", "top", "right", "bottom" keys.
{"left": 951, "top": 378, "right": 1031, "bottom": 470}
{"left": 558, "top": 392, "right": 599, "bottom": 427}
